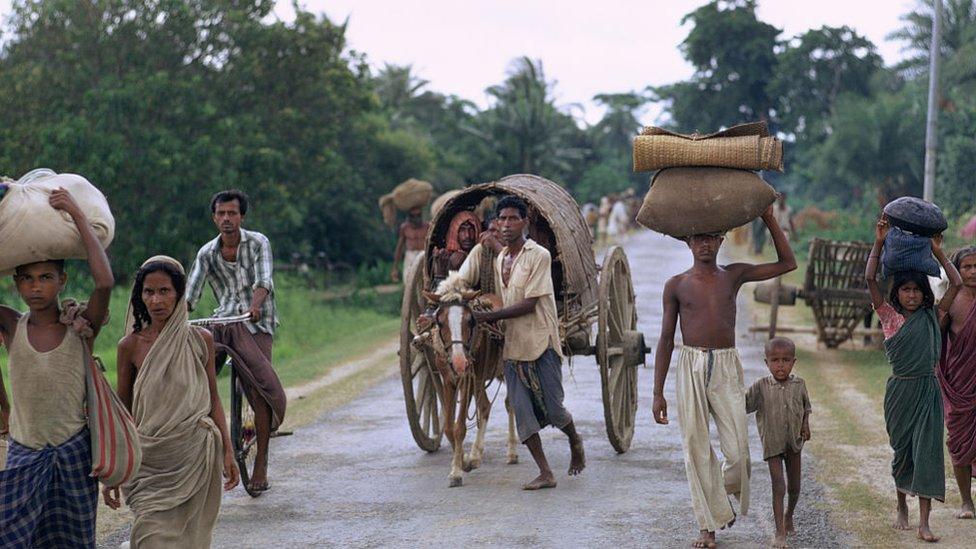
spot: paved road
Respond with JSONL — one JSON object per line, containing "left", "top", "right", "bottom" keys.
{"left": 153, "top": 230, "right": 849, "bottom": 548}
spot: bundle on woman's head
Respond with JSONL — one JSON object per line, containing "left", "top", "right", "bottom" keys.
{"left": 881, "top": 197, "right": 948, "bottom": 279}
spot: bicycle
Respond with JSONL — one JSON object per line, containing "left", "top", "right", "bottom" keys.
{"left": 189, "top": 314, "right": 268, "bottom": 498}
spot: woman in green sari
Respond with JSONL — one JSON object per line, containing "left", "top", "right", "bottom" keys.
{"left": 866, "top": 216, "right": 962, "bottom": 543}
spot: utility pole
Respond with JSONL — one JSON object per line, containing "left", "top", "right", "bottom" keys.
{"left": 923, "top": 0, "right": 943, "bottom": 202}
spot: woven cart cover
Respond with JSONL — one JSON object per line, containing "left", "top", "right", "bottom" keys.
{"left": 633, "top": 121, "right": 783, "bottom": 172}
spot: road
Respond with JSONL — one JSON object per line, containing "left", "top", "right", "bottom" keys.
{"left": 106, "top": 230, "right": 850, "bottom": 548}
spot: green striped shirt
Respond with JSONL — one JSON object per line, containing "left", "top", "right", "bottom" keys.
{"left": 186, "top": 228, "right": 278, "bottom": 335}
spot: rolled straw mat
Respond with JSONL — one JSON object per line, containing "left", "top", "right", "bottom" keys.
{"left": 633, "top": 121, "right": 783, "bottom": 172}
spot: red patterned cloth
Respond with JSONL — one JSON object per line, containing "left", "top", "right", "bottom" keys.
{"left": 938, "top": 301, "right": 976, "bottom": 469}
{"left": 445, "top": 211, "right": 481, "bottom": 253}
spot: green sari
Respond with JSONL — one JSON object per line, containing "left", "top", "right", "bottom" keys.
{"left": 883, "top": 306, "right": 945, "bottom": 501}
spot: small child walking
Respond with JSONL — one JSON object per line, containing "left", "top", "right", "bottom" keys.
{"left": 746, "top": 337, "right": 811, "bottom": 549}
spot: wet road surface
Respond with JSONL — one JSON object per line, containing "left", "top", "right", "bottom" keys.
{"left": 134, "top": 230, "right": 850, "bottom": 547}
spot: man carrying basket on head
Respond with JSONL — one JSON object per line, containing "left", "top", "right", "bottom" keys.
{"left": 186, "top": 189, "right": 286, "bottom": 493}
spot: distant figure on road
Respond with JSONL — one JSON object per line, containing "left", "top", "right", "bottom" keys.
{"left": 187, "top": 189, "right": 286, "bottom": 493}
{"left": 109, "top": 257, "right": 239, "bottom": 548}
{"left": 746, "top": 337, "right": 811, "bottom": 549}
{"left": 597, "top": 196, "right": 611, "bottom": 244}
{"left": 865, "top": 216, "right": 961, "bottom": 543}
{"left": 772, "top": 193, "right": 795, "bottom": 241}
{"left": 392, "top": 206, "right": 429, "bottom": 283}
{"left": 472, "top": 196, "right": 585, "bottom": 490}
{"left": 938, "top": 247, "right": 976, "bottom": 520}
{"left": 652, "top": 204, "right": 796, "bottom": 549}
{"left": 606, "top": 196, "right": 630, "bottom": 241}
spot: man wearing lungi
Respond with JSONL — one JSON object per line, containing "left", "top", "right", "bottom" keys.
{"left": 652, "top": 204, "right": 796, "bottom": 549}
{"left": 187, "top": 189, "right": 286, "bottom": 493}
{"left": 0, "top": 188, "right": 114, "bottom": 547}
{"left": 472, "top": 195, "right": 585, "bottom": 490}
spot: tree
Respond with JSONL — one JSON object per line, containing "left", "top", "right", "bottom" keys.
{"left": 469, "top": 57, "right": 587, "bottom": 185}
{"left": 653, "top": 0, "right": 780, "bottom": 132}
{"left": 769, "top": 26, "right": 883, "bottom": 143}
{"left": 807, "top": 85, "right": 926, "bottom": 205}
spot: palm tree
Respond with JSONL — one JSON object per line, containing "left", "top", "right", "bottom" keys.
{"left": 591, "top": 92, "right": 647, "bottom": 153}
{"left": 470, "top": 57, "right": 586, "bottom": 179}
{"left": 888, "top": 0, "right": 976, "bottom": 86}
{"left": 373, "top": 63, "right": 429, "bottom": 124}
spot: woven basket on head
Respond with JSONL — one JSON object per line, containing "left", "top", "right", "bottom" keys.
{"left": 633, "top": 121, "right": 783, "bottom": 172}
{"left": 392, "top": 178, "right": 433, "bottom": 211}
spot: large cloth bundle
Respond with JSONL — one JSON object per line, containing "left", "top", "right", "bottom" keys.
{"left": 633, "top": 121, "right": 783, "bottom": 173}
{"left": 392, "top": 178, "right": 433, "bottom": 211}
{"left": 882, "top": 226, "right": 941, "bottom": 278}
{"left": 884, "top": 196, "right": 947, "bottom": 238}
{"left": 636, "top": 167, "right": 776, "bottom": 238}
{"left": 0, "top": 169, "right": 114, "bottom": 274}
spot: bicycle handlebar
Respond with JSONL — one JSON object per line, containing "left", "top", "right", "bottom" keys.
{"left": 188, "top": 313, "right": 251, "bottom": 327}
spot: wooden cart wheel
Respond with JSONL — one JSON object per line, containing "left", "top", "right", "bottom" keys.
{"left": 399, "top": 253, "right": 443, "bottom": 452}
{"left": 597, "top": 246, "right": 641, "bottom": 454}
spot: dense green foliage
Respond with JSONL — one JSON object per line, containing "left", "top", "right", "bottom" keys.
{"left": 0, "top": 0, "right": 972, "bottom": 281}
{"left": 654, "top": 0, "right": 976, "bottom": 220}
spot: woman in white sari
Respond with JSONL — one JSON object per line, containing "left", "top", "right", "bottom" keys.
{"left": 104, "top": 256, "right": 239, "bottom": 548}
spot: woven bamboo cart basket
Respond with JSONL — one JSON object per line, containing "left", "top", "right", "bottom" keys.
{"left": 398, "top": 174, "right": 648, "bottom": 454}
{"left": 803, "top": 239, "right": 874, "bottom": 348}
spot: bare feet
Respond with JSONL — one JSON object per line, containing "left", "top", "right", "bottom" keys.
{"left": 917, "top": 526, "right": 940, "bottom": 543}
{"left": 784, "top": 514, "right": 795, "bottom": 535}
{"left": 893, "top": 503, "right": 910, "bottom": 530}
{"left": 771, "top": 532, "right": 789, "bottom": 548}
{"left": 568, "top": 438, "right": 585, "bottom": 476}
{"left": 955, "top": 501, "right": 975, "bottom": 519}
{"left": 449, "top": 476, "right": 462, "bottom": 488}
{"left": 522, "top": 472, "right": 557, "bottom": 490}
{"left": 692, "top": 530, "right": 716, "bottom": 548}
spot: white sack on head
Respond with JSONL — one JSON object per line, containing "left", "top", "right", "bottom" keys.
{"left": 0, "top": 169, "right": 114, "bottom": 274}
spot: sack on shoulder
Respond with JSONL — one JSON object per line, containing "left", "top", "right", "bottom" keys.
{"left": 85, "top": 354, "right": 141, "bottom": 487}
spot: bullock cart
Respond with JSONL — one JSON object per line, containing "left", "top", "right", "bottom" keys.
{"left": 399, "top": 174, "right": 648, "bottom": 463}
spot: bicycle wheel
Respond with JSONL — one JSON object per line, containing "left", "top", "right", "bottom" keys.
{"left": 230, "top": 361, "right": 261, "bottom": 497}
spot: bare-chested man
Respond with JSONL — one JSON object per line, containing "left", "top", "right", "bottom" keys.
{"left": 391, "top": 206, "right": 429, "bottom": 283}
{"left": 653, "top": 204, "right": 797, "bottom": 548}
{"left": 937, "top": 246, "right": 976, "bottom": 519}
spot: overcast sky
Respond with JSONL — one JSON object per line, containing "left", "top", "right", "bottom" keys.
{"left": 0, "top": 0, "right": 918, "bottom": 124}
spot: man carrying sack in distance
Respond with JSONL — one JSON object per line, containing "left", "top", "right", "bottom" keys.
{"left": 186, "top": 189, "right": 286, "bottom": 494}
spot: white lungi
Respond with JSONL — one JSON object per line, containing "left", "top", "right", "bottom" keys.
{"left": 676, "top": 346, "right": 751, "bottom": 531}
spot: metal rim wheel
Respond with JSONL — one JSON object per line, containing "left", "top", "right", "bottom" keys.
{"left": 399, "top": 253, "right": 443, "bottom": 452}
{"left": 230, "top": 363, "right": 261, "bottom": 497}
{"left": 597, "top": 246, "right": 640, "bottom": 454}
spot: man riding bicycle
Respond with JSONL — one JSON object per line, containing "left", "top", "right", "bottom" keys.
{"left": 187, "top": 189, "right": 287, "bottom": 493}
